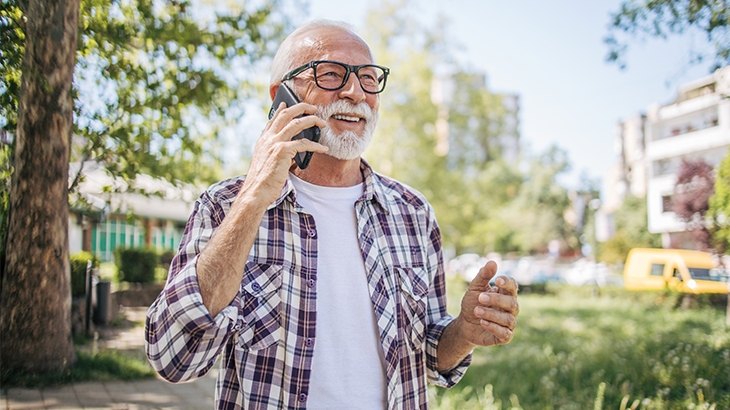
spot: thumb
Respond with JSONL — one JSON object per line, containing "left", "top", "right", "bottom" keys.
{"left": 469, "top": 260, "right": 498, "bottom": 290}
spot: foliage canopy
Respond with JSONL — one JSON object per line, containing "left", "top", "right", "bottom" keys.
{"left": 597, "top": 195, "right": 661, "bottom": 265}
{"left": 709, "top": 150, "right": 730, "bottom": 254}
{"left": 362, "top": 0, "right": 577, "bottom": 256}
{"left": 1, "top": 0, "right": 294, "bottom": 187}
{"left": 605, "top": 0, "right": 730, "bottom": 70}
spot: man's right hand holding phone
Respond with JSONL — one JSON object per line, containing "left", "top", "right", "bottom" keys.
{"left": 242, "top": 101, "right": 328, "bottom": 207}
{"left": 195, "top": 100, "right": 326, "bottom": 318}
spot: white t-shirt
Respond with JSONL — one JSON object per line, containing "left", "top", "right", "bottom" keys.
{"left": 290, "top": 174, "right": 387, "bottom": 410}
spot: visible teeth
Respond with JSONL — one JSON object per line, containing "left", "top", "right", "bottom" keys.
{"left": 332, "top": 114, "right": 360, "bottom": 122}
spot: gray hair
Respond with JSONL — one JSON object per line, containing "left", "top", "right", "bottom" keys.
{"left": 269, "top": 19, "right": 369, "bottom": 86}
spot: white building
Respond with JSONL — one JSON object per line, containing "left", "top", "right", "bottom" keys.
{"left": 646, "top": 66, "right": 730, "bottom": 248}
{"left": 68, "top": 162, "right": 199, "bottom": 261}
{"left": 605, "top": 66, "right": 730, "bottom": 249}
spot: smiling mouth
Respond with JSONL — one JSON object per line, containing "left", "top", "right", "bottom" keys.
{"left": 331, "top": 114, "right": 363, "bottom": 123}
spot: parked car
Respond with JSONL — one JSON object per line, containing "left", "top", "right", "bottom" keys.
{"left": 564, "top": 258, "right": 614, "bottom": 287}
{"left": 623, "top": 248, "right": 730, "bottom": 294}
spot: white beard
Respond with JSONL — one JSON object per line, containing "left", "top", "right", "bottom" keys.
{"left": 316, "top": 100, "right": 378, "bottom": 160}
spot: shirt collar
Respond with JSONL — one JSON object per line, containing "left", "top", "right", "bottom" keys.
{"left": 266, "top": 159, "right": 390, "bottom": 215}
{"left": 358, "top": 159, "right": 390, "bottom": 215}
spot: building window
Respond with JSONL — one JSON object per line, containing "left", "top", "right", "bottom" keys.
{"left": 90, "top": 217, "right": 183, "bottom": 262}
{"left": 659, "top": 109, "right": 719, "bottom": 140}
{"left": 91, "top": 217, "right": 145, "bottom": 262}
{"left": 662, "top": 195, "right": 673, "bottom": 213}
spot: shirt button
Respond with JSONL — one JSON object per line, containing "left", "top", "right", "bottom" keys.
{"left": 305, "top": 338, "right": 314, "bottom": 347}
{"left": 251, "top": 283, "right": 261, "bottom": 291}
{"left": 307, "top": 279, "right": 315, "bottom": 288}
{"left": 298, "top": 393, "right": 307, "bottom": 402}
{"left": 307, "top": 229, "right": 316, "bottom": 238}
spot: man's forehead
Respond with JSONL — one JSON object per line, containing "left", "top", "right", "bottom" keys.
{"left": 294, "top": 27, "right": 372, "bottom": 63}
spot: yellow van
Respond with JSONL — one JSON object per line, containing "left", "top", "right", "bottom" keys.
{"left": 623, "top": 248, "right": 730, "bottom": 294}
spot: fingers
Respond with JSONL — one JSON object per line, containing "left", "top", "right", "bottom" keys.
{"left": 475, "top": 301, "right": 517, "bottom": 327}
{"left": 290, "top": 137, "right": 329, "bottom": 156}
{"left": 469, "top": 260, "right": 498, "bottom": 290}
{"left": 269, "top": 102, "right": 326, "bottom": 140}
{"left": 476, "top": 318, "right": 515, "bottom": 345}
{"left": 242, "top": 102, "right": 328, "bottom": 203}
{"left": 254, "top": 101, "right": 328, "bottom": 165}
{"left": 270, "top": 100, "right": 318, "bottom": 119}
{"left": 459, "top": 260, "right": 519, "bottom": 347}
{"left": 473, "top": 295, "right": 518, "bottom": 345}
{"left": 477, "top": 292, "right": 520, "bottom": 316}
{"left": 493, "top": 276, "right": 519, "bottom": 296}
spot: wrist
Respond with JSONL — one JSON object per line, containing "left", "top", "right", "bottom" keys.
{"left": 452, "top": 315, "right": 478, "bottom": 350}
{"left": 234, "top": 182, "right": 276, "bottom": 214}
{"left": 436, "top": 316, "right": 476, "bottom": 373}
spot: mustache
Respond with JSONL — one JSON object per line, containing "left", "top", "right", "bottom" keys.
{"left": 315, "top": 100, "right": 376, "bottom": 123}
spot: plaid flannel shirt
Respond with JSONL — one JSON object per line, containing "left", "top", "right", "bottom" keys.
{"left": 145, "top": 160, "right": 471, "bottom": 409}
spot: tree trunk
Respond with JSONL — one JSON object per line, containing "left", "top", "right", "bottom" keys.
{"left": 0, "top": 0, "right": 80, "bottom": 373}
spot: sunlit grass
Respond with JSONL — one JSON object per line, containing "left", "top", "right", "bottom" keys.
{"left": 0, "top": 350, "right": 155, "bottom": 388}
{"left": 434, "top": 279, "right": 730, "bottom": 409}
{"left": 1, "top": 316, "right": 155, "bottom": 388}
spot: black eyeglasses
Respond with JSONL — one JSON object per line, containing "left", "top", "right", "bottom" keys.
{"left": 281, "top": 60, "right": 390, "bottom": 94}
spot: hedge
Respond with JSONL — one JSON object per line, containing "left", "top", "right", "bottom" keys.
{"left": 114, "top": 248, "right": 159, "bottom": 284}
{"left": 70, "top": 251, "right": 98, "bottom": 298}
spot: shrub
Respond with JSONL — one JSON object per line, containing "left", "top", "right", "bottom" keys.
{"left": 115, "top": 248, "right": 159, "bottom": 284}
{"left": 70, "top": 251, "right": 99, "bottom": 298}
{"left": 159, "top": 250, "right": 176, "bottom": 269}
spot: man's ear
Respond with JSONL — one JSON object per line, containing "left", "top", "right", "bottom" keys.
{"left": 269, "top": 83, "right": 280, "bottom": 100}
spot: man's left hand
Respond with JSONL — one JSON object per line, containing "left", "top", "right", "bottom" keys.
{"left": 456, "top": 260, "right": 519, "bottom": 347}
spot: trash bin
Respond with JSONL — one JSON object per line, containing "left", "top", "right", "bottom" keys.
{"left": 94, "top": 280, "right": 112, "bottom": 325}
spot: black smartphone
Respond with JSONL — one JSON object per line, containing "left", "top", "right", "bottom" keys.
{"left": 268, "top": 84, "right": 321, "bottom": 170}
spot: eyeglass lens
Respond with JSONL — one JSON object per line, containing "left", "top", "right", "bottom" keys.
{"left": 314, "top": 62, "right": 386, "bottom": 93}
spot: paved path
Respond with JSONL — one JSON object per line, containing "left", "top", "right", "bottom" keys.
{"left": 1, "top": 308, "right": 218, "bottom": 410}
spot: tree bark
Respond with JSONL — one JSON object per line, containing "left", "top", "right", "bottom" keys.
{"left": 0, "top": 0, "right": 80, "bottom": 373}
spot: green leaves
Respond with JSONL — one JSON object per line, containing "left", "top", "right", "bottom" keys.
{"left": 709, "top": 149, "right": 730, "bottom": 253}
{"left": 71, "top": 0, "right": 290, "bottom": 186}
{"left": 362, "top": 0, "right": 576, "bottom": 256}
{"left": 2, "top": 0, "right": 294, "bottom": 187}
{"left": 605, "top": 0, "right": 730, "bottom": 70}
{"left": 0, "top": 0, "right": 24, "bottom": 132}
{"left": 597, "top": 195, "right": 662, "bottom": 264}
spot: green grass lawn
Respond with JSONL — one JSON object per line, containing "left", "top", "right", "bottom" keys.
{"left": 431, "top": 279, "right": 730, "bottom": 410}
{"left": 1, "top": 309, "right": 155, "bottom": 388}
{"left": 0, "top": 349, "right": 155, "bottom": 388}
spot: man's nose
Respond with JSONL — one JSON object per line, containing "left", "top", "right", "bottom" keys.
{"left": 337, "top": 73, "right": 366, "bottom": 104}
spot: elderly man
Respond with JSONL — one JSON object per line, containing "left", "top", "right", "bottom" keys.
{"left": 145, "top": 19, "right": 519, "bottom": 410}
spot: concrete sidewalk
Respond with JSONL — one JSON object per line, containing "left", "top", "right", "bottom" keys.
{"left": 2, "top": 376, "right": 217, "bottom": 410}
{"left": 1, "top": 307, "right": 218, "bottom": 410}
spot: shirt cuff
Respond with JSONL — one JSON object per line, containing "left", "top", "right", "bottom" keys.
{"left": 425, "top": 315, "right": 473, "bottom": 388}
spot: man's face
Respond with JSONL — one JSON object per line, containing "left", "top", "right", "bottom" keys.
{"left": 289, "top": 28, "right": 381, "bottom": 159}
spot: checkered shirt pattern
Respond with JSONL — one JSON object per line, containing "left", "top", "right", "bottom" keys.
{"left": 145, "top": 160, "right": 471, "bottom": 409}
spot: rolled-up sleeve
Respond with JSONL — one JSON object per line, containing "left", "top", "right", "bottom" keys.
{"left": 424, "top": 208, "right": 472, "bottom": 387}
{"left": 145, "top": 190, "right": 242, "bottom": 383}
{"left": 425, "top": 316, "right": 472, "bottom": 387}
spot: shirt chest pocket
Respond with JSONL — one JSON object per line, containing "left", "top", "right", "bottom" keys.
{"left": 238, "top": 262, "right": 283, "bottom": 351}
{"left": 395, "top": 266, "right": 429, "bottom": 352}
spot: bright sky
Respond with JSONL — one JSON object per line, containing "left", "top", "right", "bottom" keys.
{"left": 289, "top": 0, "right": 718, "bottom": 191}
